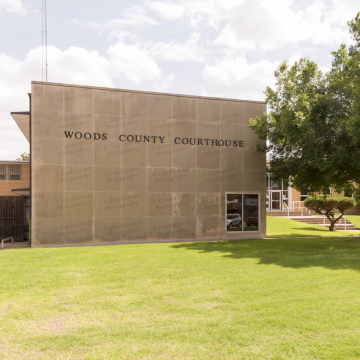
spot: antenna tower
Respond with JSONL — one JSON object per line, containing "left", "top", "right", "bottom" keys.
{"left": 42, "top": 0, "right": 48, "bottom": 81}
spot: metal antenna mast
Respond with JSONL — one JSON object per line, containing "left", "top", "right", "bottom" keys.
{"left": 42, "top": 0, "right": 48, "bottom": 81}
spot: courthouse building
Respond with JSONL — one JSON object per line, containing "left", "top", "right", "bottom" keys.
{"left": 10, "top": 81, "right": 267, "bottom": 247}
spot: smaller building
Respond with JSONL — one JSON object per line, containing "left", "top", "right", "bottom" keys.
{"left": 0, "top": 161, "right": 30, "bottom": 241}
{"left": 266, "top": 172, "right": 360, "bottom": 215}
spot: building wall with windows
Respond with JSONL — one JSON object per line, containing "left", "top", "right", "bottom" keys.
{"left": 0, "top": 162, "right": 30, "bottom": 196}
{"left": 29, "top": 81, "right": 266, "bottom": 247}
{"left": 266, "top": 175, "right": 360, "bottom": 214}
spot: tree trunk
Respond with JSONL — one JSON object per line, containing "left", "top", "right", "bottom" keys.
{"left": 329, "top": 220, "right": 336, "bottom": 231}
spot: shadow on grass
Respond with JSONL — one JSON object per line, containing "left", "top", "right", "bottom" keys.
{"left": 171, "top": 237, "right": 360, "bottom": 271}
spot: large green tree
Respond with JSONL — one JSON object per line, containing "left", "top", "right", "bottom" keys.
{"left": 250, "top": 13, "right": 360, "bottom": 196}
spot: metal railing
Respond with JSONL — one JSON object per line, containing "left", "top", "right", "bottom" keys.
{"left": 1, "top": 237, "right": 13, "bottom": 249}
{"left": 291, "top": 201, "right": 311, "bottom": 216}
{"left": 321, "top": 215, "right": 348, "bottom": 230}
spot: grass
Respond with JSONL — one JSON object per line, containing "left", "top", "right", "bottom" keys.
{"left": 345, "top": 215, "right": 360, "bottom": 229}
{"left": 267, "top": 216, "right": 360, "bottom": 238}
{"left": 1, "top": 236, "right": 360, "bottom": 359}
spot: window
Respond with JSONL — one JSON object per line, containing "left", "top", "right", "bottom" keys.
{"left": 300, "top": 191, "right": 308, "bottom": 202}
{"left": 226, "top": 193, "right": 260, "bottom": 232}
{"left": 344, "top": 191, "right": 353, "bottom": 197}
{"left": 0, "top": 164, "right": 22, "bottom": 181}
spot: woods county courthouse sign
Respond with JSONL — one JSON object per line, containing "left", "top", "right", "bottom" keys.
{"left": 12, "top": 81, "right": 266, "bottom": 247}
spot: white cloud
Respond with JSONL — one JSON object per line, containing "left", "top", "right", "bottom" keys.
{"left": 108, "top": 42, "right": 161, "bottom": 85}
{"left": 0, "top": 0, "right": 25, "bottom": 15}
{"left": 154, "top": 73, "right": 175, "bottom": 92}
{"left": 147, "top": 1, "right": 184, "bottom": 20}
{"left": 202, "top": 56, "right": 278, "bottom": 100}
{"left": 74, "top": 5, "right": 158, "bottom": 32}
{"left": 150, "top": 32, "right": 206, "bottom": 62}
{"left": 0, "top": 43, "right": 161, "bottom": 160}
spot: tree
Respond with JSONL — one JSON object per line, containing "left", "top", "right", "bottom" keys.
{"left": 304, "top": 195, "right": 356, "bottom": 231}
{"left": 249, "top": 13, "right": 360, "bottom": 197}
{"left": 16, "top": 152, "right": 30, "bottom": 161}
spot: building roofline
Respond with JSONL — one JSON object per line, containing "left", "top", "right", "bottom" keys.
{"left": 0, "top": 161, "right": 30, "bottom": 164}
{"left": 31, "top": 81, "right": 267, "bottom": 104}
{"left": 10, "top": 111, "right": 30, "bottom": 115}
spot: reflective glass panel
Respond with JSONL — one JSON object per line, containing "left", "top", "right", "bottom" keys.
{"left": 226, "top": 194, "right": 242, "bottom": 232}
{"left": 244, "top": 194, "right": 259, "bottom": 231}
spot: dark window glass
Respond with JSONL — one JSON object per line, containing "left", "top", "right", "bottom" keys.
{"left": 226, "top": 194, "right": 242, "bottom": 232}
{"left": 244, "top": 194, "right": 259, "bottom": 231}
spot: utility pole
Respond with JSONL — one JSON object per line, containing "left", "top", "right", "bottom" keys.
{"left": 42, "top": 0, "right": 48, "bottom": 81}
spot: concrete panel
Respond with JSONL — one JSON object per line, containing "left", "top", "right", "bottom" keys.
{"left": 172, "top": 145, "right": 197, "bottom": 169}
{"left": 149, "top": 119, "right": 172, "bottom": 142}
{"left": 64, "top": 192, "right": 93, "bottom": 218}
{"left": 94, "top": 115, "right": 121, "bottom": 140}
{"left": 221, "top": 101, "right": 244, "bottom": 124}
{"left": 64, "top": 139, "right": 93, "bottom": 166}
{"left": 122, "top": 92, "right": 148, "bottom": 118}
{"left": 32, "top": 138, "right": 64, "bottom": 165}
{"left": 94, "top": 89, "right": 121, "bottom": 116}
{"left": 32, "top": 83, "right": 64, "bottom": 112}
{"left": 94, "top": 192, "right": 122, "bottom": 217}
{"left": 122, "top": 191, "right": 147, "bottom": 217}
{"left": 149, "top": 168, "right": 173, "bottom": 192}
{"left": 197, "top": 146, "right": 220, "bottom": 169}
{"left": 197, "top": 193, "right": 220, "bottom": 216}
{"left": 33, "top": 165, "right": 64, "bottom": 192}
{"left": 220, "top": 169, "right": 243, "bottom": 192}
{"left": 172, "top": 193, "right": 196, "bottom": 216}
{"left": 65, "top": 87, "right": 93, "bottom": 114}
{"left": 94, "top": 140, "right": 122, "bottom": 167}
{"left": 121, "top": 217, "right": 148, "bottom": 241}
{"left": 94, "top": 166, "right": 121, "bottom": 192}
{"left": 221, "top": 147, "right": 243, "bottom": 170}
{"left": 121, "top": 167, "right": 148, "bottom": 191}
{"left": 197, "top": 170, "right": 221, "bottom": 192}
{"left": 33, "top": 111, "right": 64, "bottom": 139}
{"left": 149, "top": 144, "right": 172, "bottom": 168}
{"left": 94, "top": 217, "right": 122, "bottom": 244}
{"left": 172, "top": 168, "right": 196, "bottom": 193}
{"left": 172, "top": 96, "right": 196, "bottom": 121}
{"left": 196, "top": 216, "right": 223, "bottom": 238}
{"left": 172, "top": 216, "right": 197, "bottom": 240}
{"left": 244, "top": 148, "right": 266, "bottom": 171}
{"left": 197, "top": 98, "right": 220, "bottom": 123}
{"left": 148, "top": 94, "right": 171, "bottom": 119}
{"left": 243, "top": 171, "right": 267, "bottom": 192}
{"left": 63, "top": 218, "right": 93, "bottom": 245}
{"left": 65, "top": 165, "right": 93, "bottom": 192}
{"left": 33, "top": 192, "right": 64, "bottom": 218}
{"left": 32, "top": 217, "right": 64, "bottom": 246}
{"left": 148, "top": 192, "right": 173, "bottom": 217}
{"left": 148, "top": 217, "right": 172, "bottom": 241}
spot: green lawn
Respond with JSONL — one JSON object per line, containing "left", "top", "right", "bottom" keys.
{"left": 1, "top": 236, "right": 360, "bottom": 359}
{"left": 267, "top": 216, "right": 360, "bottom": 237}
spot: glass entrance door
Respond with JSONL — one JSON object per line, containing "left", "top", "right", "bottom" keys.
{"left": 270, "top": 191, "right": 282, "bottom": 211}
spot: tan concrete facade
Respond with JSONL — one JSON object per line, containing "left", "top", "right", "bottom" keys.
{"left": 0, "top": 163, "right": 29, "bottom": 196}
{"left": 30, "top": 81, "right": 266, "bottom": 247}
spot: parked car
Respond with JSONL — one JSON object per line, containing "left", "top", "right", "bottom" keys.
{"left": 246, "top": 213, "right": 258, "bottom": 227}
{"left": 227, "top": 214, "right": 242, "bottom": 229}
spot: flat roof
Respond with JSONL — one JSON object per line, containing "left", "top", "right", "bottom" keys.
{"left": 0, "top": 161, "right": 30, "bottom": 164}
{"left": 31, "top": 81, "right": 266, "bottom": 104}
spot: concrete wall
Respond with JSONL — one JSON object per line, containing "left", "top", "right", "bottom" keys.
{"left": 31, "top": 81, "right": 266, "bottom": 246}
{"left": 0, "top": 163, "right": 29, "bottom": 196}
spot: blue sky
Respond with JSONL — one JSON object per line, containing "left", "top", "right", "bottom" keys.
{"left": 0, "top": 0, "right": 358, "bottom": 159}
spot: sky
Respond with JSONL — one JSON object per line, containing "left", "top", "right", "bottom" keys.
{"left": 0, "top": 0, "right": 358, "bottom": 160}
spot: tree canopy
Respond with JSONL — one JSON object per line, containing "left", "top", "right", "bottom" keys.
{"left": 15, "top": 152, "right": 30, "bottom": 161}
{"left": 250, "top": 13, "right": 360, "bottom": 196}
